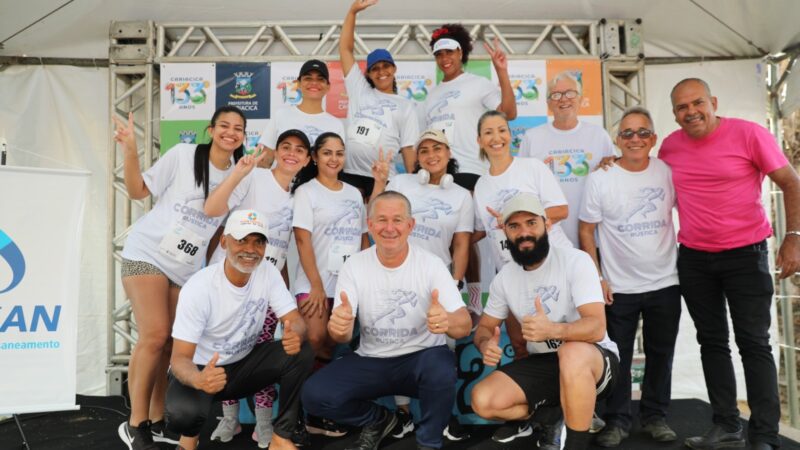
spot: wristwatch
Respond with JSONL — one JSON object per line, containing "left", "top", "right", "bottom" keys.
{"left": 455, "top": 279, "right": 465, "bottom": 290}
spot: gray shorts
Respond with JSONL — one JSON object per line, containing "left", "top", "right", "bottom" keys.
{"left": 121, "top": 258, "right": 181, "bottom": 288}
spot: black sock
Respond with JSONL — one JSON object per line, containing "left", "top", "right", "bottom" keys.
{"left": 564, "top": 427, "right": 592, "bottom": 450}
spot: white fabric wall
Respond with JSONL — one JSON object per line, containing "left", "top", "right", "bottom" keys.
{"left": 0, "top": 65, "right": 109, "bottom": 395}
{"left": 645, "top": 59, "right": 780, "bottom": 402}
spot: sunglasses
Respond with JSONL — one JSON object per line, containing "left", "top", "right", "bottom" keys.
{"left": 617, "top": 128, "right": 654, "bottom": 140}
{"left": 548, "top": 90, "right": 579, "bottom": 101}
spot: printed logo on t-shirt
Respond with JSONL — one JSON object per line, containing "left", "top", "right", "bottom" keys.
{"left": 357, "top": 98, "right": 398, "bottom": 119}
{"left": 429, "top": 90, "right": 460, "bottom": 115}
{"left": 362, "top": 289, "right": 422, "bottom": 345}
{"left": 174, "top": 187, "right": 221, "bottom": 229}
{"left": 269, "top": 206, "right": 294, "bottom": 233}
{"left": 303, "top": 125, "right": 326, "bottom": 145}
{"left": 543, "top": 149, "right": 592, "bottom": 183}
{"left": 213, "top": 296, "right": 268, "bottom": 356}
{"left": 533, "top": 285, "right": 560, "bottom": 314}
{"left": 322, "top": 199, "right": 363, "bottom": 242}
{"left": 490, "top": 188, "right": 521, "bottom": 227}
{"left": 413, "top": 198, "right": 454, "bottom": 222}
{"left": 619, "top": 187, "right": 668, "bottom": 238}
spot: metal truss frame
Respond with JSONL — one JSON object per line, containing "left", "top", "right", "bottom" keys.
{"left": 106, "top": 18, "right": 646, "bottom": 394}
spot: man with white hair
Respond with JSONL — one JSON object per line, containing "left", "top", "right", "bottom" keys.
{"left": 164, "top": 210, "right": 314, "bottom": 450}
{"left": 519, "top": 71, "right": 615, "bottom": 247}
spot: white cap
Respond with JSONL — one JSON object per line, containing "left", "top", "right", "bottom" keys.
{"left": 224, "top": 210, "right": 269, "bottom": 240}
{"left": 501, "top": 193, "right": 547, "bottom": 224}
{"left": 433, "top": 38, "right": 461, "bottom": 53}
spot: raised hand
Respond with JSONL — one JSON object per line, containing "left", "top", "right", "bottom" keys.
{"left": 112, "top": 112, "right": 137, "bottom": 153}
{"left": 426, "top": 289, "right": 449, "bottom": 334}
{"left": 231, "top": 148, "right": 267, "bottom": 179}
{"left": 350, "top": 0, "right": 378, "bottom": 14}
{"left": 282, "top": 320, "right": 302, "bottom": 355}
{"left": 371, "top": 147, "right": 392, "bottom": 183}
{"left": 595, "top": 155, "right": 617, "bottom": 172}
{"left": 483, "top": 37, "right": 508, "bottom": 72}
{"left": 486, "top": 206, "right": 504, "bottom": 230}
{"left": 481, "top": 326, "right": 503, "bottom": 366}
{"left": 521, "top": 296, "right": 553, "bottom": 342}
{"left": 328, "top": 291, "right": 355, "bottom": 337}
{"left": 194, "top": 352, "right": 226, "bottom": 394}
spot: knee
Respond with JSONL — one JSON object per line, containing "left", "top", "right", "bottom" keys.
{"left": 558, "top": 342, "right": 592, "bottom": 381}
{"left": 301, "top": 371, "right": 330, "bottom": 415}
{"left": 294, "top": 342, "right": 315, "bottom": 370}
{"left": 136, "top": 328, "right": 171, "bottom": 353}
{"left": 470, "top": 382, "right": 496, "bottom": 418}
{"left": 165, "top": 399, "right": 206, "bottom": 437}
{"left": 418, "top": 348, "right": 456, "bottom": 387}
{"left": 306, "top": 328, "right": 330, "bottom": 353}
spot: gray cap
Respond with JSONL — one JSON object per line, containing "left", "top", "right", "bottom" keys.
{"left": 501, "top": 192, "right": 547, "bottom": 224}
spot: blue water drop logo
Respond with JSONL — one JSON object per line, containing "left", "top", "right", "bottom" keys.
{"left": 0, "top": 230, "right": 26, "bottom": 294}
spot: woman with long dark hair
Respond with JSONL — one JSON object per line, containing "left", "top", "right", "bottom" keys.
{"left": 112, "top": 106, "right": 245, "bottom": 450}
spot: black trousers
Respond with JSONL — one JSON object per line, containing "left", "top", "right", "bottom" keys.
{"left": 678, "top": 240, "right": 779, "bottom": 446}
{"left": 603, "top": 284, "right": 681, "bottom": 430}
{"left": 165, "top": 341, "right": 314, "bottom": 439}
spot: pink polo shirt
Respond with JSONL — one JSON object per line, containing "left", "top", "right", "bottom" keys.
{"left": 659, "top": 117, "right": 788, "bottom": 252}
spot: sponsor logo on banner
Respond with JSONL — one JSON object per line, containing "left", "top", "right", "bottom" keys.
{"left": 164, "top": 79, "right": 210, "bottom": 107}
{"left": 160, "top": 63, "right": 217, "bottom": 120}
{"left": 179, "top": 130, "right": 197, "bottom": 144}
{"left": 216, "top": 63, "right": 270, "bottom": 119}
{"left": 394, "top": 61, "right": 437, "bottom": 105}
{"left": 0, "top": 230, "right": 25, "bottom": 294}
{"left": 277, "top": 79, "right": 302, "bottom": 105}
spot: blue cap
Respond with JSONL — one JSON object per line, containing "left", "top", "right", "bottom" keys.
{"left": 366, "top": 49, "right": 395, "bottom": 71}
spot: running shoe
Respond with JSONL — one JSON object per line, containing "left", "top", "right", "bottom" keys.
{"left": 305, "top": 414, "right": 348, "bottom": 437}
{"left": 118, "top": 420, "right": 159, "bottom": 450}
{"left": 210, "top": 416, "right": 241, "bottom": 443}
{"left": 491, "top": 419, "right": 533, "bottom": 443}
{"left": 443, "top": 415, "right": 471, "bottom": 441}
{"left": 390, "top": 408, "right": 415, "bottom": 439}
{"left": 150, "top": 420, "right": 180, "bottom": 445}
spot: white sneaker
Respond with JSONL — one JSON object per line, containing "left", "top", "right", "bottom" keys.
{"left": 210, "top": 416, "right": 241, "bottom": 443}
{"left": 252, "top": 407, "right": 274, "bottom": 449}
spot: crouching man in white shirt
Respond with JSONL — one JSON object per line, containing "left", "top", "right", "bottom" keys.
{"left": 165, "top": 210, "right": 314, "bottom": 450}
{"left": 470, "top": 193, "right": 620, "bottom": 450}
{"left": 301, "top": 191, "right": 472, "bottom": 450}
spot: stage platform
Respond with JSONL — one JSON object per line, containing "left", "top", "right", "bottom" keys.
{"left": 1, "top": 395, "right": 798, "bottom": 449}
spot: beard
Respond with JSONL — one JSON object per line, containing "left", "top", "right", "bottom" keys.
{"left": 227, "top": 251, "right": 262, "bottom": 274}
{"left": 507, "top": 231, "right": 550, "bottom": 267}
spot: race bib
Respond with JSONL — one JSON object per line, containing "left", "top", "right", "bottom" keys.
{"left": 264, "top": 245, "right": 287, "bottom": 270}
{"left": 349, "top": 118, "right": 382, "bottom": 147}
{"left": 528, "top": 339, "right": 563, "bottom": 354}
{"left": 328, "top": 242, "right": 355, "bottom": 274}
{"left": 430, "top": 120, "right": 455, "bottom": 145}
{"left": 158, "top": 224, "right": 207, "bottom": 266}
{"left": 492, "top": 228, "right": 512, "bottom": 263}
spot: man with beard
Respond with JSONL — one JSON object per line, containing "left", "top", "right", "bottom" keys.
{"left": 470, "top": 192, "right": 620, "bottom": 450}
{"left": 164, "top": 210, "right": 314, "bottom": 450}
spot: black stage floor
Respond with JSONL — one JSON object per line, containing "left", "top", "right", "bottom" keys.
{"left": 1, "top": 395, "right": 798, "bottom": 449}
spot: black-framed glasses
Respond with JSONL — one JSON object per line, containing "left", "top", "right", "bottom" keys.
{"left": 617, "top": 128, "right": 654, "bottom": 140}
{"left": 548, "top": 90, "right": 579, "bottom": 101}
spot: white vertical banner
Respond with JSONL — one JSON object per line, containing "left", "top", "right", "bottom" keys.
{"left": 0, "top": 165, "right": 89, "bottom": 414}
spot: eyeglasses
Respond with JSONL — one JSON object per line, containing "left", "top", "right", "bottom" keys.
{"left": 617, "top": 128, "right": 654, "bottom": 140}
{"left": 548, "top": 90, "right": 579, "bottom": 101}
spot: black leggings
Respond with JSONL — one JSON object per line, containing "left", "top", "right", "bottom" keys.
{"left": 165, "top": 341, "right": 314, "bottom": 438}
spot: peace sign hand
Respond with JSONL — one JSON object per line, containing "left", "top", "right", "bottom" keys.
{"left": 483, "top": 37, "right": 508, "bottom": 72}
{"left": 112, "top": 112, "right": 137, "bottom": 154}
{"left": 371, "top": 147, "right": 392, "bottom": 183}
{"left": 232, "top": 149, "right": 268, "bottom": 179}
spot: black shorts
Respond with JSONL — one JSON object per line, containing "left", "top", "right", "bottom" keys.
{"left": 340, "top": 172, "right": 374, "bottom": 200}
{"left": 453, "top": 172, "right": 480, "bottom": 191}
{"left": 497, "top": 344, "right": 619, "bottom": 413}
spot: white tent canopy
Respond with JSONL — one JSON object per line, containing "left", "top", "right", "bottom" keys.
{"left": 1, "top": 0, "right": 799, "bottom": 60}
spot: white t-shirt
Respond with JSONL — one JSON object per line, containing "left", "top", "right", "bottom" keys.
{"left": 258, "top": 105, "right": 345, "bottom": 148}
{"left": 519, "top": 121, "right": 615, "bottom": 245}
{"left": 292, "top": 178, "right": 367, "bottom": 297}
{"left": 473, "top": 157, "right": 573, "bottom": 269}
{"left": 121, "top": 144, "right": 234, "bottom": 286}
{"left": 209, "top": 169, "right": 295, "bottom": 271}
{"left": 579, "top": 159, "right": 678, "bottom": 294}
{"left": 484, "top": 246, "right": 618, "bottom": 357}
{"left": 344, "top": 67, "right": 419, "bottom": 178}
{"left": 335, "top": 245, "right": 465, "bottom": 358}
{"left": 420, "top": 72, "right": 501, "bottom": 175}
{"left": 385, "top": 174, "right": 474, "bottom": 266}
{"left": 172, "top": 260, "right": 297, "bottom": 366}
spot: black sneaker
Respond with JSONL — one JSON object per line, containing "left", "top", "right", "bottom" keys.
{"left": 491, "top": 420, "right": 533, "bottom": 443}
{"left": 345, "top": 408, "right": 398, "bottom": 450}
{"left": 292, "top": 417, "right": 312, "bottom": 447}
{"left": 306, "top": 414, "right": 349, "bottom": 438}
{"left": 118, "top": 420, "right": 160, "bottom": 450}
{"left": 150, "top": 420, "right": 180, "bottom": 445}
{"left": 537, "top": 420, "right": 563, "bottom": 450}
{"left": 443, "top": 415, "right": 470, "bottom": 441}
{"left": 391, "top": 409, "right": 415, "bottom": 439}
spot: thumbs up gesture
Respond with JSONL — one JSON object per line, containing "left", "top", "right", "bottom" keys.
{"left": 427, "top": 289, "right": 449, "bottom": 334}
{"left": 521, "top": 296, "right": 552, "bottom": 342}
{"left": 282, "top": 320, "right": 302, "bottom": 355}
{"left": 195, "top": 352, "right": 227, "bottom": 394}
{"left": 481, "top": 326, "right": 503, "bottom": 367}
{"left": 328, "top": 291, "right": 355, "bottom": 338}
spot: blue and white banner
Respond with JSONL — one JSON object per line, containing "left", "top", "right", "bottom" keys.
{"left": 0, "top": 166, "right": 89, "bottom": 414}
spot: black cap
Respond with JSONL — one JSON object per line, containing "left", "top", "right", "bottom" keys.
{"left": 298, "top": 59, "right": 329, "bottom": 82}
{"left": 276, "top": 129, "right": 311, "bottom": 150}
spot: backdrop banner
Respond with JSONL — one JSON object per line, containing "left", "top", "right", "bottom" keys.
{"left": 0, "top": 165, "right": 89, "bottom": 414}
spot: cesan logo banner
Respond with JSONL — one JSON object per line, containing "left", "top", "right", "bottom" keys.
{"left": 0, "top": 165, "right": 88, "bottom": 414}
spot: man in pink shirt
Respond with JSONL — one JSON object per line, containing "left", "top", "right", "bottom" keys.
{"left": 659, "top": 78, "right": 800, "bottom": 450}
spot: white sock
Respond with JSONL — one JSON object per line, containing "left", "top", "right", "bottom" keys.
{"left": 222, "top": 403, "right": 240, "bottom": 421}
